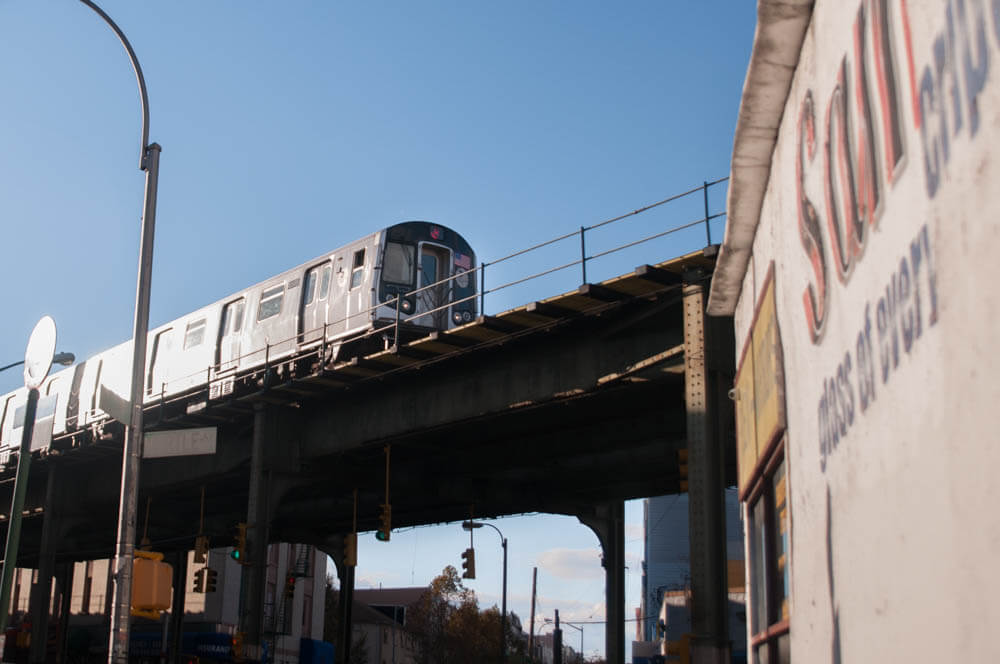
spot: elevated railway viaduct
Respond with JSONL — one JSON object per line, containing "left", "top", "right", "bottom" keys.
{"left": 2, "top": 249, "right": 735, "bottom": 663}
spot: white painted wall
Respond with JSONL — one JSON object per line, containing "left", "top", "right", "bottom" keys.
{"left": 727, "top": 0, "right": 1000, "bottom": 661}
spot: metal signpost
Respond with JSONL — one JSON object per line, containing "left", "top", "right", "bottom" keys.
{"left": 0, "top": 316, "right": 58, "bottom": 634}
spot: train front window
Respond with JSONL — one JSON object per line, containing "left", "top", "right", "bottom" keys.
{"left": 421, "top": 253, "right": 439, "bottom": 286}
{"left": 383, "top": 241, "right": 415, "bottom": 285}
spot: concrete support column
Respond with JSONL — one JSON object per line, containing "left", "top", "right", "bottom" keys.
{"left": 338, "top": 564, "right": 355, "bottom": 663}
{"left": 577, "top": 501, "right": 624, "bottom": 664}
{"left": 55, "top": 563, "right": 73, "bottom": 664}
{"left": 30, "top": 465, "right": 59, "bottom": 664}
{"left": 240, "top": 403, "right": 271, "bottom": 654}
{"left": 683, "top": 280, "right": 729, "bottom": 664}
{"left": 168, "top": 550, "right": 187, "bottom": 664}
{"left": 319, "top": 535, "right": 353, "bottom": 664}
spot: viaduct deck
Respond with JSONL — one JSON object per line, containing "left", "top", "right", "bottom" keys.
{"left": 0, "top": 247, "right": 736, "bottom": 662}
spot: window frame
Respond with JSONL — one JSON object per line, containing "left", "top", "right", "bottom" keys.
{"left": 350, "top": 249, "right": 366, "bottom": 290}
{"left": 319, "top": 264, "right": 332, "bottom": 299}
{"left": 257, "top": 284, "right": 285, "bottom": 322}
{"left": 183, "top": 318, "right": 207, "bottom": 350}
{"left": 382, "top": 241, "right": 416, "bottom": 286}
{"left": 303, "top": 268, "right": 318, "bottom": 306}
{"left": 747, "top": 437, "right": 790, "bottom": 663}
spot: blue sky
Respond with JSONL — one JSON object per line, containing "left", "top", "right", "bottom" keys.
{"left": 0, "top": 1, "right": 755, "bottom": 658}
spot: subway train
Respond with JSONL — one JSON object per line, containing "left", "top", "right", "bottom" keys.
{"left": 0, "top": 221, "right": 477, "bottom": 452}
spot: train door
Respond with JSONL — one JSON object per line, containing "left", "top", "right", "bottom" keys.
{"left": 217, "top": 298, "right": 246, "bottom": 371}
{"left": 418, "top": 243, "right": 451, "bottom": 328}
{"left": 345, "top": 247, "right": 368, "bottom": 328}
{"left": 146, "top": 329, "right": 174, "bottom": 397}
{"left": 65, "top": 362, "right": 87, "bottom": 430}
{"left": 298, "top": 262, "right": 332, "bottom": 344}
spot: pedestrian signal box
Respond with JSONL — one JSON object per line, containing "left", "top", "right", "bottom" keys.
{"left": 132, "top": 550, "right": 172, "bottom": 619}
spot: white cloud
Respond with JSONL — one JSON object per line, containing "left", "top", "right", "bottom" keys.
{"left": 356, "top": 570, "right": 404, "bottom": 588}
{"left": 537, "top": 548, "right": 603, "bottom": 580}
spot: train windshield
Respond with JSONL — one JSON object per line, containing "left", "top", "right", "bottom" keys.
{"left": 383, "top": 241, "right": 415, "bottom": 284}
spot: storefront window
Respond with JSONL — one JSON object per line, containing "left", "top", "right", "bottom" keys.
{"left": 749, "top": 446, "right": 790, "bottom": 663}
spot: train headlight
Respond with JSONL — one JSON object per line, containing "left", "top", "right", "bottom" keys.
{"left": 452, "top": 311, "right": 463, "bottom": 325}
{"left": 401, "top": 298, "right": 413, "bottom": 313}
{"left": 462, "top": 311, "right": 472, "bottom": 322}
{"left": 382, "top": 292, "right": 396, "bottom": 304}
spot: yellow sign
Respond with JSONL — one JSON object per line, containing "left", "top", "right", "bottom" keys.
{"left": 735, "top": 268, "right": 787, "bottom": 497}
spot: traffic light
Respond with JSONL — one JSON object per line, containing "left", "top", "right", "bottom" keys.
{"left": 376, "top": 504, "right": 391, "bottom": 542}
{"left": 677, "top": 448, "right": 689, "bottom": 492}
{"left": 461, "top": 547, "right": 476, "bottom": 579}
{"left": 285, "top": 576, "right": 296, "bottom": 599}
{"left": 232, "top": 632, "right": 244, "bottom": 661}
{"left": 205, "top": 567, "right": 218, "bottom": 593}
{"left": 231, "top": 523, "right": 247, "bottom": 563}
{"left": 193, "top": 567, "right": 206, "bottom": 593}
{"left": 344, "top": 533, "right": 358, "bottom": 567}
{"left": 194, "top": 535, "right": 209, "bottom": 564}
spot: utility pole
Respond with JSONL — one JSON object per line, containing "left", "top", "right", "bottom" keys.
{"left": 553, "top": 609, "right": 563, "bottom": 664}
{"left": 529, "top": 567, "right": 537, "bottom": 661}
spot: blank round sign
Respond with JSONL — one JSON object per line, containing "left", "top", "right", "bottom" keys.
{"left": 24, "top": 315, "right": 56, "bottom": 389}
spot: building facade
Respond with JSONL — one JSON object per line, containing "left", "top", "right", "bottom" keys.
{"left": 708, "top": 0, "right": 1000, "bottom": 661}
{"left": 6, "top": 542, "right": 327, "bottom": 663}
{"left": 639, "top": 490, "right": 744, "bottom": 645}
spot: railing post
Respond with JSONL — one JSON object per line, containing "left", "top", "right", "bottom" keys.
{"left": 393, "top": 296, "right": 401, "bottom": 353}
{"left": 703, "top": 180, "right": 712, "bottom": 246}
{"left": 321, "top": 322, "right": 328, "bottom": 368}
{"left": 479, "top": 262, "right": 487, "bottom": 315}
{"left": 580, "top": 226, "right": 587, "bottom": 284}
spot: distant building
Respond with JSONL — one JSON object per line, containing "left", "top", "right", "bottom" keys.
{"left": 7, "top": 542, "right": 327, "bottom": 664}
{"left": 531, "top": 631, "right": 578, "bottom": 664}
{"left": 639, "top": 490, "right": 746, "bottom": 662}
{"left": 348, "top": 599, "right": 419, "bottom": 664}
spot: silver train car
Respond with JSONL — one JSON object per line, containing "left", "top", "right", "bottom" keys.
{"left": 0, "top": 221, "right": 476, "bottom": 453}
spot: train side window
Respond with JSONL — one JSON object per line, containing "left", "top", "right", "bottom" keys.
{"left": 383, "top": 242, "right": 415, "bottom": 285}
{"left": 257, "top": 285, "right": 284, "bottom": 322}
{"left": 220, "top": 300, "right": 244, "bottom": 337}
{"left": 319, "top": 264, "right": 332, "bottom": 299}
{"left": 303, "top": 269, "right": 318, "bottom": 306}
{"left": 233, "top": 300, "right": 246, "bottom": 334}
{"left": 350, "top": 249, "right": 365, "bottom": 289}
{"left": 183, "top": 318, "right": 207, "bottom": 349}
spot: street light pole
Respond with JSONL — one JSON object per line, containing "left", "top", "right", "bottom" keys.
{"left": 462, "top": 520, "right": 508, "bottom": 663}
{"left": 75, "top": 3, "right": 160, "bottom": 664}
{"left": 562, "top": 622, "right": 584, "bottom": 663}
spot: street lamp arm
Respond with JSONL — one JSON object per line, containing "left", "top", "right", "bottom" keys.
{"left": 0, "top": 361, "right": 24, "bottom": 374}
{"left": 78, "top": 0, "right": 151, "bottom": 169}
{"left": 0, "top": 352, "right": 75, "bottom": 374}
